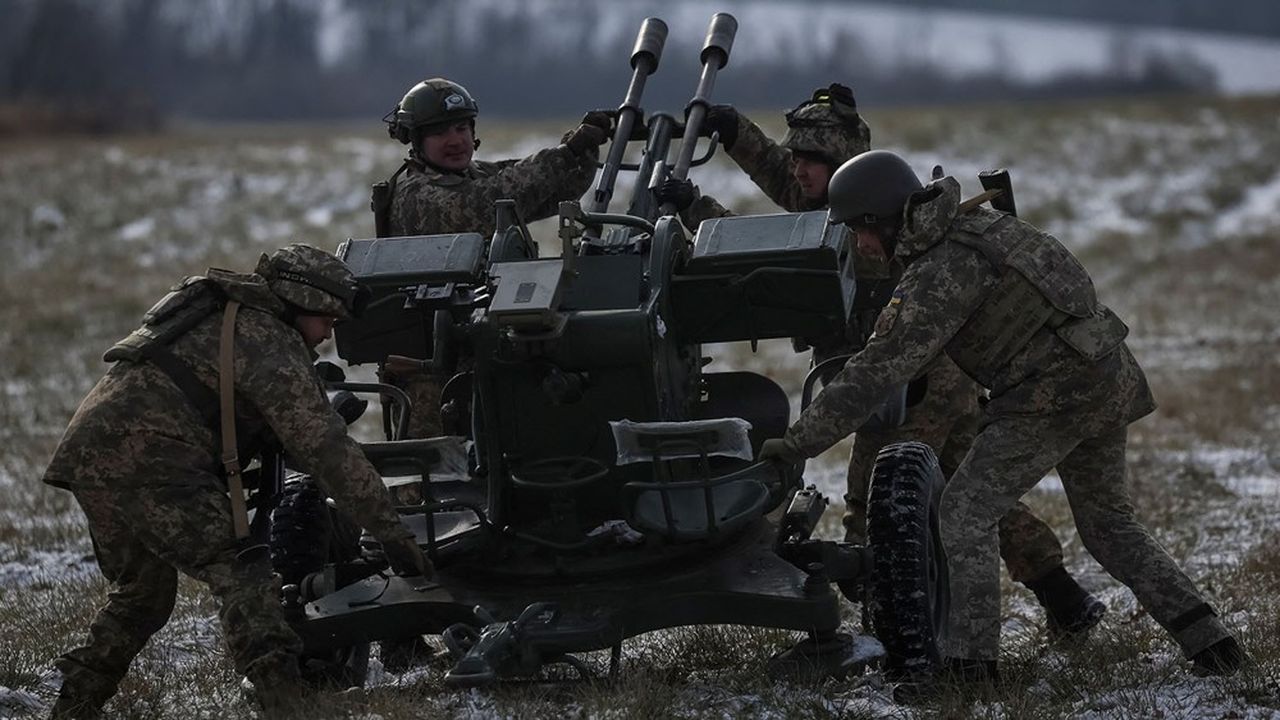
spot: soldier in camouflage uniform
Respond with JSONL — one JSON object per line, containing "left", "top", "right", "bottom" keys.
{"left": 657, "top": 86, "right": 1098, "bottom": 634}
{"left": 42, "top": 245, "right": 431, "bottom": 718}
{"left": 373, "top": 77, "right": 609, "bottom": 439}
{"left": 760, "top": 150, "right": 1245, "bottom": 683}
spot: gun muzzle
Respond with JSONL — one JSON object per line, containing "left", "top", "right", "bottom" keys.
{"left": 631, "top": 17, "right": 668, "bottom": 74}
{"left": 700, "top": 12, "right": 738, "bottom": 69}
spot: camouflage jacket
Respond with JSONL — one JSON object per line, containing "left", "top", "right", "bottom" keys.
{"left": 387, "top": 142, "right": 599, "bottom": 238}
{"left": 682, "top": 113, "right": 827, "bottom": 229}
{"left": 784, "top": 176, "right": 1155, "bottom": 458}
{"left": 42, "top": 302, "right": 412, "bottom": 543}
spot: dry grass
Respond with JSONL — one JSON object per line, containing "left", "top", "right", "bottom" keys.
{"left": 3, "top": 93, "right": 1280, "bottom": 718}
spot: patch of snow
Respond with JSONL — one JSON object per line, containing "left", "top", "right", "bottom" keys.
{"left": 30, "top": 204, "right": 66, "bottom": 231}
{"left": 0, "top": 668, "right": 60, "bottom": 717}
{"left": 241, "top": 173, "right": 290, "bottom": 197}
{"left": 0, "top": 686, "right": 46, "bottom": 715}
{"left": 248, "top": 218, "right": 297, "bottom": 243}
{"left": 1214, "top": 170, "right": 1280, "bottom": 238}
{"left": 118, "top": 216, "right": 157, "bottom": 242}
{"left": 305, "top": 206, "right": 334, "bottom": 227}
{"left": 0, "top": 549, "right": 96, "bottom": 589}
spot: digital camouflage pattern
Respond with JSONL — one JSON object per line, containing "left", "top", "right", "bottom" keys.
{"left": 685, "top": 112, "right": 1065, "bottom": 583}
{"left": 255, "top": 243, "right": 365, "bottom": 320}
{"left": 387, "top": 143, "right": 599, "bottom": 240}
{"left": 783, "top": 175, "right": 1230, "bottom": 661}
{"left": 839, "top": 354, "right": 1064, "bottom": 584}
{"left": 54, "top": 484, "right": 303, "bottom": 713}
{"left": 383, "top": 140, "right": 599, "bottom": 437}
{"left": 680, "top": 107, "right": 867, "bottom": 229}
{"left": 779, "top": 99, "right": 871, "bottom": 166}
{"left": 43, "top": 286, "right": 415, "bottom": 713}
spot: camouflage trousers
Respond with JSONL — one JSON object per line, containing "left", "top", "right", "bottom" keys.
{"left": 940, "top": 421, "right": 1230, "bottom": 661}
{"left": 843, "top": 355, "right": 1064, "bottom": 584}
{"left": 55, "top": 484, "right": 304, "bottom": 711}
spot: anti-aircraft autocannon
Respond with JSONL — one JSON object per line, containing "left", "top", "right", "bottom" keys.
{"left": 273, "top": 13, "right": 949, "bottom": 689}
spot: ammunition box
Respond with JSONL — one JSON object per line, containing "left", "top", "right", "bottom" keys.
{"left": 670, "top": 211, "right": 855, "bottom": 343}
{"left": 335, "top": 234, "right": 486, "bottom": 365}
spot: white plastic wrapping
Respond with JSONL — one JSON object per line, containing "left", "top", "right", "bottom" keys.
{"left": 609, "top": 418, "right": 754, "bottom": 465}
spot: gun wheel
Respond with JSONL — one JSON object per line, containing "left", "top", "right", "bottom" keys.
{"left": 865, "top": 441, "right": 950, "bottom": 679}
{"left": 269, "top": 473, "right": 371, "bottom": 688}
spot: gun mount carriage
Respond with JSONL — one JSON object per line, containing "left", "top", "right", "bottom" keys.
{"left": 267, "top": 14, "right": 950, "bottom": 689}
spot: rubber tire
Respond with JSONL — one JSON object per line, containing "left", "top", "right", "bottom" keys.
{"left": 269, "top": 472, "right": 332, "bottom": 586}
{"left": 268, "top": 472, "right": 370, "bottom": 688}
{"left": 866, "top": 441, "right": 950, "bottom": 678}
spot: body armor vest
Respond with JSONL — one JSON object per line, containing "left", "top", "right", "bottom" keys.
{"left": 103, "top": 271, "right": 283, "bottom": 428}
{"left": 943, "top": 211, "right": 1129, "bottom": 386}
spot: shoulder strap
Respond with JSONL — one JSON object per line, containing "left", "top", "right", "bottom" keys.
{"left": 139, "top": 345, "right": 220, "bottom": 429}
{"left": 218, "top": 301, "right": 250, "bottom": 540}
{"left": 957, "top": 188, "right": 1003, "bottom": 214}
{"left": 372, "top": 161, "right": 413, "bottom": 238}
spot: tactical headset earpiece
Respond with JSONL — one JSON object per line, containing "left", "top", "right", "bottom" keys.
{"left": 382, "top": 105, "right": 412, "bottom": 145}
{"left": 394, "top": 107, "right": 413, "bottom": 144}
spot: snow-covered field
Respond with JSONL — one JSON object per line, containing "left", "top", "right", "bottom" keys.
{"left": 2, "top": 94, "right": 1279, "bottom": 718}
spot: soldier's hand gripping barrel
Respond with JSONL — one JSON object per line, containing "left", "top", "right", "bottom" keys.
{"left": 589, "top": 17, "right": 668, "bottom": 216}
{"left": 659, "top": 12, "right": 738, "bottom": 215}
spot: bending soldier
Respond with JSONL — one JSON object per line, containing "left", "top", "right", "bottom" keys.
{"left": 373, "top": 77, "right": 610, "bottom": 438}
{"left": 42, "top": 245, "right": 430, "bottom": 718}
{"left": 657, "top": 85, "right": 1102, "bottom": 636}
{"left": 760, "top": 151, "right": 1245, "bottom": 685}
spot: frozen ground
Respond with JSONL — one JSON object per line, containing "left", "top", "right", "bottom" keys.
{"left": 2, "top": 94, "right": 1279, "bottom": 718}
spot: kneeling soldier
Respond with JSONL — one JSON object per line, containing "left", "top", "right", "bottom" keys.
{"left": 43, "top": 244, "right": 430, "bottom": 718}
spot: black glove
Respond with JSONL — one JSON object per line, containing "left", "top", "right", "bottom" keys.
{"left": 758, "top": 437, "right": 804, "bottom": 466}
{"left": 653, "top": 178, "right": 697, "bottom": 212}
{"left": 704, "top": 104, "right": 740, "bottom": 151}
{"left": 563, "top": 121, "right": 609, "bottom": 155}
{"left": 579, "top": 109, "right": 617, "bottom": 133}
{"left": 382, "top": 535, "right": 434, "bottom": 579}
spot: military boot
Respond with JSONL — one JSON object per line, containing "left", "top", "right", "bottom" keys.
{"left": 48, "top": 664, "right": 112, "bottom": 720}
{"left": 1024, "top": 566, "right": 1106, "bottom": 637}
{"left": 243, "top": 657, "right": 309, "bottom": 719}
{"left": 1191, "top": 636, "right": 1249, "bottom": 676}
{"left": 48, "top": 695, "right": 103, "bottom": 720}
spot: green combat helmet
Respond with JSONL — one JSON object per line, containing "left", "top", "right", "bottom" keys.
{"left": 256, "top": 244, "right": 369, "bottom": 319}
{"left": 384, "top": 78, "right": 480, "bottom": 145}
{"left": 781, "top": 83, "right": 871, "bottom": 169}
{"left": 827, "top": 150, "right": 922, "bottom": 227}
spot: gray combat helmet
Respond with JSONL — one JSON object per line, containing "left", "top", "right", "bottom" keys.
{"left": 827, "top": 150, "right": 923, "bottom": 226}
{"left": 255, "top": 244, "right": 369, "bottom": 320}
{"left": 385, "top": 78, "right": 479, "bottom": 144}
{"left": 781, "top": 83, "right": 871, "bottom": 169}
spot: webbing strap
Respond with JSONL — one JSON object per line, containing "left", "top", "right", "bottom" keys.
{"left": 139, "top": 345, "right": 220, "bottom": 430}
{"left": 957, "top": 188, "right": 1003, "bottom": 214}
{"left": 219, "top": 301, "right": 249, "bottom": 539}
{"left": 1168, "top": 602, "right": 1216, "bottom": 633}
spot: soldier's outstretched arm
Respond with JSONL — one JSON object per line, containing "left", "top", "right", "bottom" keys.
{"left": 725, "top": 113, "right": 806, "bottom": 211}
{"left": 237, "top": 322, "right": 410, "bottom": 544}
{"left": 784, "top": 246, "right": 990, "bottom": 458}
{"left": 480, "top": 137, "right": 601, "bottom": 223}
{"left": 680, "top": 191, "right": 736, "bottom": 232}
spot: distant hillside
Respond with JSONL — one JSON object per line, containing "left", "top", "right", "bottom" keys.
{"left": 0, "top": 0, "right": 1266, "bottom": 127}
{"left": 891, "top": 0, "right": 1280, "bottom": 39}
